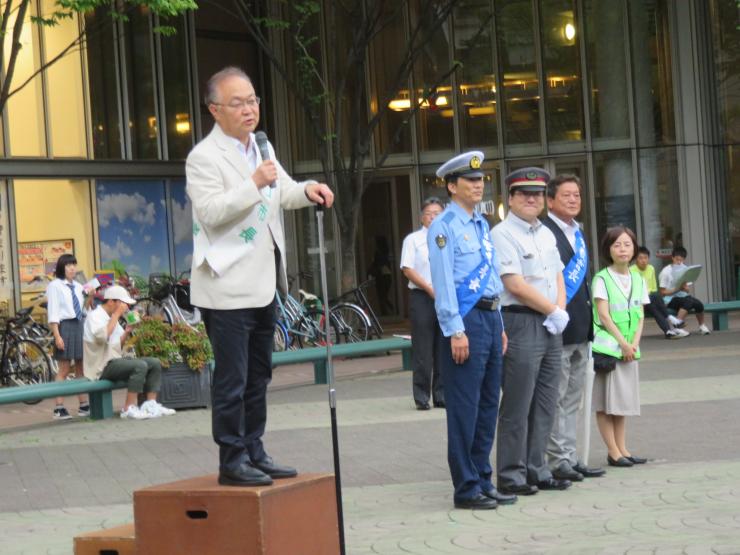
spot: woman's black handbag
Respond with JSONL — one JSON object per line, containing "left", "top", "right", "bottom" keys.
{"left": 592, "top": 352, "right": 619, "bottom": 373}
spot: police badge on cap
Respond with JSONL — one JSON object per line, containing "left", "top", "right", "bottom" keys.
{"left": 504, "top": 167, "right": 550, "bottom": 192}
{"left": 436, "top": 151, "right": 486, "bottom": 180}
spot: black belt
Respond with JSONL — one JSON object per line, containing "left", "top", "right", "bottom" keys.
{"left": 501, "top": 305, "right": 542, "bottom": 316}
{"left": 474, "top": 297, "right": 500, "bottom": 311}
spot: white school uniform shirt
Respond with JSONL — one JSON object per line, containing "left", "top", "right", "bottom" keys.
{"left": 82, "top": 305, "right": 124, "bottom": 380}
{"left": 46, "top": 278, "right": 85, "bottom": 324}
{"left": 399, "top": 227, "right": 432, "bottom": 290}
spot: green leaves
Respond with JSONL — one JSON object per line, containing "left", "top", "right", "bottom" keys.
{"left": 132, "top": 317, "right": 212, "bottom": 371}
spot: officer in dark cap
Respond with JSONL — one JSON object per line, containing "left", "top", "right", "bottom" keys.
{"left": 427, "top": 151, "right": 515, "bottom": 510}
{"left": 491, "top": 167, "right": 572, "bottom": 496}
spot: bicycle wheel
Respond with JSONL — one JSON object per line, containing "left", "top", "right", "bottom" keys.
{"left": 330, "top": 303, "right": 370, "bottom": 343}
{"left": 6, "top": 339, "right": 53, "bottom": 403}
{"left": 305, "top": 309, "right": 340, "bottom": 346}
{"left": 273, "top": 321, "right": 289, "bottom": 352}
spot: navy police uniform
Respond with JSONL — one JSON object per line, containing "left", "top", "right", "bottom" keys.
{"left": 427, "top": 152, "right": 510, "bottom": 508}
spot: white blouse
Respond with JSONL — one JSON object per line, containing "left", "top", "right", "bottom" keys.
{"left": 46, "top": 278, "right": 85, "bottom": 324}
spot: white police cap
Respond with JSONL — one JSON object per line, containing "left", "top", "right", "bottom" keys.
{"left": 436, "top": 151, "right": 485, "bottom": 179}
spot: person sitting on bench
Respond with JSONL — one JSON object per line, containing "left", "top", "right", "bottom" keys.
{"left": 658, "top": 246, "right": 711, "bottom": 335}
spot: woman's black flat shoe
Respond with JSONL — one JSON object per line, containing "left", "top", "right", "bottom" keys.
{"left": 607, "top": 455, "right": 634, "bottom": 467}
{"left": 627, "top": 455, "right": 647, "bottom": 464}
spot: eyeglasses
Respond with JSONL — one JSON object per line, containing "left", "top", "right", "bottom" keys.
{"left": 212, "top": 97, "right": 261, "bottom": 110}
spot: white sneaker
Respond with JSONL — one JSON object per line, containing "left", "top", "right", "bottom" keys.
{"left": 667, "top": 315, "right": 682, "bottom": 326}
{"left": 120, "top": 405, "right": 150, "bottom": 420}
{"left": 665, "top": 330, "right": 681, "bottom": 339}
{"left": 698, "top": 324, "right": 711, "bottom": 335}
{"left": 674, "top": 328, "right": 690, "bottom": 337}
{"left": 155, "top": 402, "right": 176, "bottom": 416}
{"left": 140, "top": 400, "right": 164, "bottom": 418}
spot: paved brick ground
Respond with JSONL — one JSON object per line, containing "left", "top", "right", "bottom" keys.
{"left": 0, "top": 319, "right": 739, "bottom": 554}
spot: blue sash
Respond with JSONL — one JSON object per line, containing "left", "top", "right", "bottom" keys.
{"left": 563, "top": 229, "right": 588, "bottom": 304}
{"left": 456, "top": 229, "right": 494, "bottom": 318}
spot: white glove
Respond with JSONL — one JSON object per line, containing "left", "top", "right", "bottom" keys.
{"left": 543, "top": 307, "right": 570, "bottom": 335}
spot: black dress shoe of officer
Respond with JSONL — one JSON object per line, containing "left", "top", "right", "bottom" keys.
{"left": 251, "top": 456, "right": 298, "bottom": 479}
{"left": 607, "top": 455, "right": 634, "bottom": 467}
{"left": 433, "top": 400, "right": 446, "bottom": 408}
{"left": 498, "top": 483, "right": 538, "bottom": 496}
{"left": 218, "top": 464, "right": 273, "bottom": 487}
{"left": 534, "top": 478, "right": 572, "bottom": 491}
{"left": 626, "top": 455, "right": 647, "bottom": 465}
{"left": 552, "top": 467, "right": 584, "bottom": 482}
{"left": 454, "top": 494, "right": 498, "bottom": 510}
{"left": 482, "top": 488, "right": 517, "bottom": 505}
{"left": 415, "top": 401, "right": 431, "bottom": 410}
{"left": 572, "top": 463, "right": 606, "bottom": 478}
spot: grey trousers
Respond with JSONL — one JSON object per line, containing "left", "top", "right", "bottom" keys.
{"left": 100, "top": 357, "right": 162, "bottom": 394}
{"left": 496, "top": 311, "right": 562, "bottom": 487}
{"left": 409, "top": 289, "right": 444, "bottom": 404}
{"left": 546, "top": 341, "right": 589, "bottom": 472}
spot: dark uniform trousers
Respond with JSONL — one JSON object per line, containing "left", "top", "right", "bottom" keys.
{"left": 409, "top": 289, "right": 444, "bottom": 405}
{"left": 202, "top": 300, "right": 276, "bottom": 473}
{"left": 497, "top": 311, "right": 562, "bottom": 487}
{"left": 440, "top": 307, "right": 503, "bottom": 502}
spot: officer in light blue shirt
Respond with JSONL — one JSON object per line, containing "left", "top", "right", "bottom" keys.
{"left": 427, "top": 151, "right": 514, "bottom": 511}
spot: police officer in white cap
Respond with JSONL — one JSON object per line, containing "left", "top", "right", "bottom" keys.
{"left": 492, "top": 167, "right": 572, "bottom": 496}
{"left": 428, "top": 151, "right": 515, "bottom": 510}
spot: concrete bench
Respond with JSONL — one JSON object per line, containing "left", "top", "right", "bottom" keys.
{"left": 272, "top": 337, "right": 412, "bottom": 384}
{"left": 704, "top": 300, "right": 740, "bottom": 331}
{"left": 0, "top": 378, "right": 127, "bottom": 419}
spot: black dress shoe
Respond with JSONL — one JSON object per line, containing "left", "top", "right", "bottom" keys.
{"left": 482, "top": 488, "right": 517, "bottom": 505}
{"left": 498, "top": 483, "right": 538, "bottom": 496}
{"left": 572, "top": 463, "right": 606, "bottom": 478}
{"left": 607, "top": 455, "right": 634, "bottom": 467}
{"left": 433, "top": 400, "right": 446, "bottom": 408}
{"left": 551, "top": 467, "right": 584, "bottom": 482}
{"left": 415, "top": 401, "right": 430, "bottom": 411}
{"left": 534, "top": 478, "right": 572, "bottom": 491}
{"left": 218, "top": 464, "right": 273, "bottom": 487}
{"left": 251, "top": 456, "right": 298, "bottom": 479}
{"left": 454, "top": 494, "right": 497, "bottom": 510}
{"left": 626, "top": 455, "right": 647, "bottom": 464}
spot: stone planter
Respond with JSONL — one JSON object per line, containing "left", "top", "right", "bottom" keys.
{"left": 157, "top": 361, "right": 212, "bottom": 410}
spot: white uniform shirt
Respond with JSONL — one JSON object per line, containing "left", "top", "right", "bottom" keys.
{"left": 82, "top": 305, "right": 124, "bottom": 380}
{"left": 399, "top": 227, "right": 431, "bottom": 290}
{"left": 547, "top": 212, "right": 580, "bottom": 251}
{"left": 593, "top": 268, "right": 650, "bottom": 305}
{"left": 658, "top": 263, "right": 689, "bottom": 302}
{"left": 491, "top": 213, "right": 564, "bottom": 307}
{"left": 46, "top": 278, "right": 85, "bottom": 324}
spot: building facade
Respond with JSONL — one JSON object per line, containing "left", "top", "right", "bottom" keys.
{"left": 0, "top": 0, "right": 738, "bottom": 321}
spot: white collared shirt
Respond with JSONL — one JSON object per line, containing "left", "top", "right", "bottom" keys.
{"left": 400, "top": 226, "right": 431, "bottom": 289}
{"left": 82, "top": 305, "right": 124, "bottom": 380}
{"left": 46, "top": 278, "right": 85, "bottom": 324}
{"left": 491, "top": 212, "right": 564, "bottom": 306}
{"left": 547, "top": 211, "right": 580, "bottom": 251}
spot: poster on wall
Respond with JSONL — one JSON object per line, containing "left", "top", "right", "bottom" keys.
{"left": 19, "top": 239, "right": 74, "bottom": 292}
{"left": 0, "top": 183, "right": 11, "bottom": 316}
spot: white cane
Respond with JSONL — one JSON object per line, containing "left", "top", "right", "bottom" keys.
{"left": 578, "top": 343, "right": 594, "bottom": 466}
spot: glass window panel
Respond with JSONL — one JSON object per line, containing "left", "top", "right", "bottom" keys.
{"left": 371, "top": 4, "right": 412, "bottom": 155}
{"left": 593, "top": 150, "right": 636, "bottom": 251}
{"left": 638, "top": 147, "right": 681, "bottom": 270}
{"left": 5, "top": 4, "right": 46, "bottom": 156}
{"left": 454, "top": 0, "right": 498, "bottom": 150}
{"left": 0, "top": 181, "right": 13, "bottom": 317}
{"left": 160, "top": 16, "right": 193, "bottom": 160}
{"left": 540, "top": 0, "right": 584, "bottom": 143}
{"left": 496, "top": 0, "right": 541, "bottom": 146}
{"left": 629, "top": 0, "right": 675, "bottom": 146}
{"left": 411, "top": 0, "right": 454, "bottom": 152}
{"left": 170, "top": 179, "right": 193, "bottom": 276}
{"left": 96, "top": 180, "right": 171, "bottom": 282}
{"left": 724, "top": 145, "right": 740, "bottom": 292}
{"left": 583, "top": 0, "right": 630, "bottom": 142}
{"left": 13, "top": 179, "right": 95, "bottom": 313}
{"left": 85, "top": 9, "right": 122, "bottom": 159}
{"left": 122, "top": 6, "right": 159, "bottom": 159}
{"left": 710, "top": 0, "right": 740, "bottom": 144}
{"left": 43, "top": 2, "right": 86, "bottom": 157}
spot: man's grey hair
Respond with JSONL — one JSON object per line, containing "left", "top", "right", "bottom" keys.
{"left": 204, "top": 67, "right": 252, "bottom": 105}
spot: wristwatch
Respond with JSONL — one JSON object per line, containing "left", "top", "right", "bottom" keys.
{"left": 453, "top": 330, "right": 466, "bottom": 339}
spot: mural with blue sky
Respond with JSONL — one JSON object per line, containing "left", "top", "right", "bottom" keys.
{"left": 171, "top": 180, "right": 194, "bottom": 277}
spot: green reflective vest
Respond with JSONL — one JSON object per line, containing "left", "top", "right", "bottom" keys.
{"left": 592, "top": 268, "right": 644, "bottom": 360}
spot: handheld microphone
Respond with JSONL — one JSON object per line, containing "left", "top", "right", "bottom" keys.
{"left": 254, "top": 131, "right": 276, "bottom": 188}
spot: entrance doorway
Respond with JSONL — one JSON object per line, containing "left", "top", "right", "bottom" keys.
{"left": 357, "top": 175, "right": 412, "bottom": 321}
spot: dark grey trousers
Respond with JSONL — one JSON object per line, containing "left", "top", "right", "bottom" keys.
{"left": 496, "top": 311, "right": 562, "bottom": 487}
{"left": 409, "top": 289, "right": 444, "bottom": 405}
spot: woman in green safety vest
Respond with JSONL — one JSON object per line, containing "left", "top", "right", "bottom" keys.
{"left": 591, "top": 226, "right": 651, "bottom": 468}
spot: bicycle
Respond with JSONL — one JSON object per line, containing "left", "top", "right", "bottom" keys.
{"left": 331, "top": 278, "right": 384, "bottom": 339}
{"left": 275, "top": 292, "right": 338, "bottom": 348}
{"left": 136, "top": 273, "right": 201, "bottom": 329}
{"left": 0, "top": 310, "right": 55, "bottom": 403}
{"left": 300, "top": 289, "right": 371, "bottom": 344}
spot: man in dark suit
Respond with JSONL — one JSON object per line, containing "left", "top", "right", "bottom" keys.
{"left": 542, "top": 174, "right": 605, "bottom": 481}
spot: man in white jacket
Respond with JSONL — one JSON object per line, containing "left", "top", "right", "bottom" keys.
{"left": 187, "top": 66, "right": 333, "bottom": 487}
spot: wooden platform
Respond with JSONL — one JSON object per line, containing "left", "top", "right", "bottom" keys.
{"left": 74, "top": 522, "right": 135, "bottom": 555}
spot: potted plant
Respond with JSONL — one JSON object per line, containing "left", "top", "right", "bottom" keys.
{"left": 130, "top": 317, "right": 213, "bottom": 409}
